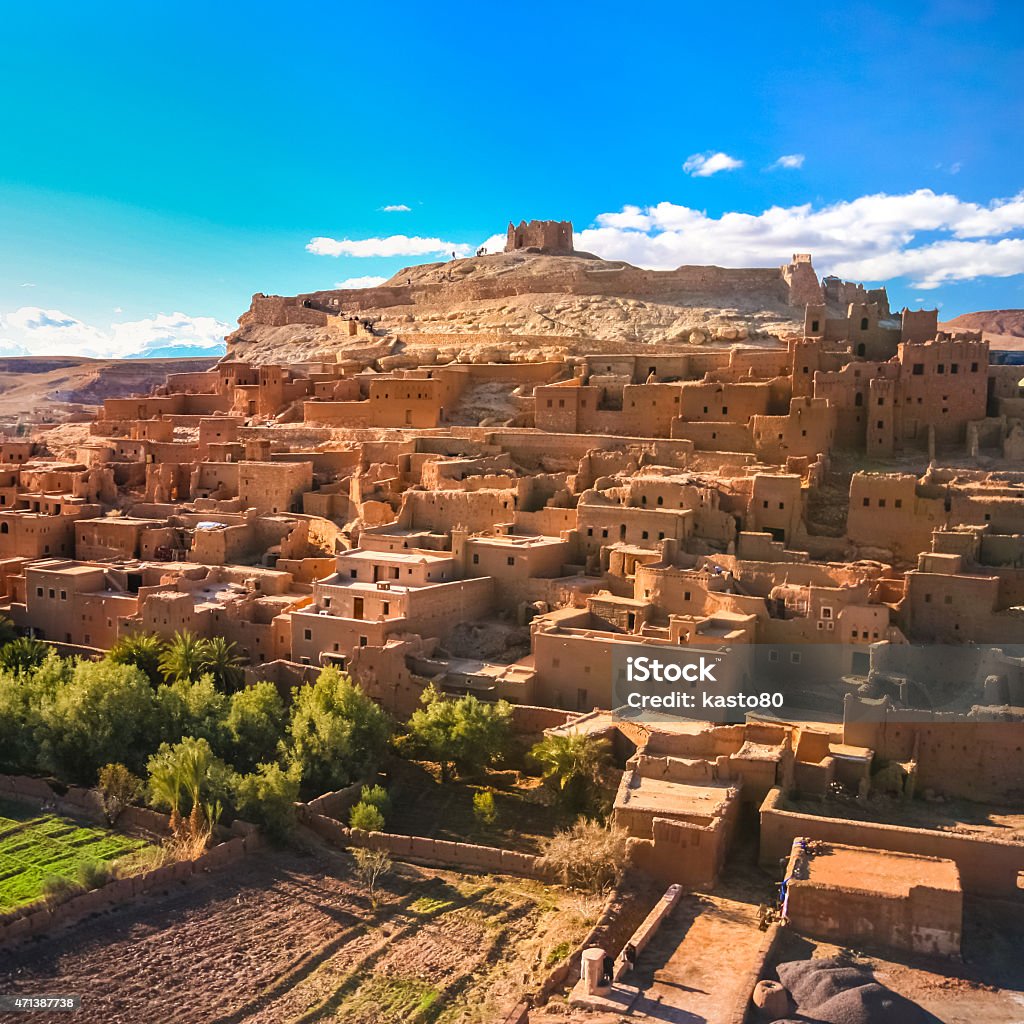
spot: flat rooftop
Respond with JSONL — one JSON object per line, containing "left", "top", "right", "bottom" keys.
{"left": 619, "top": 774, "right": 735, "bottom": 821}
{"left": 799, "top": 842, "right": 961, "bottom": 897}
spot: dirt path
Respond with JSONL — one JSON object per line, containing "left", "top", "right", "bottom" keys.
{"left": 627, "top": 893, "right": 763, "bottom": 1024}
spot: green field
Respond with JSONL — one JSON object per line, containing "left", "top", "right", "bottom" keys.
{"left": 0, "top": 798, "right": 146, "bottom": 912}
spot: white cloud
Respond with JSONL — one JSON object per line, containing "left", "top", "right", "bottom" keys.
{"left": 20, "top": 282, "right": 35, "bottom": 288}
{"left": 334, "top": 276, "right": 388, "bottom": 289}
{"left": 380, "top": 204, "right": 411, "bottom": 212}
{"left": 770, "top": 154, "right": 805, "bottom": 170}
{"left": 307, "top": 235, "right": 473, "bottom": 258}
{"left": 113, "top": 306, "right": 123, "bottom": 314}
{"left": 0, "top": 307, "right": 229, "bottom": 359}
{"left": 682, "top": 151, "right": 743, "bottom": 177}
{"left": 575, "top": 189, "right": 1024, "bottom": 289}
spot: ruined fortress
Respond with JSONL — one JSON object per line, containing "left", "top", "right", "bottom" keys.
{"left": 3, "top": 221, "right": 1024, "bottom": 1013}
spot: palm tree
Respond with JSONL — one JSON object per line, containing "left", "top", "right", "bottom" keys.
{"left": 197, "top": 637, "right": 245, "bottom": 692}
{"left": 158, "top": 631, "right": 205, "bottom": 684}
{"left": 528, "top": 732, "right": 612, "bottom": 810}
{"left": 108, "top": 633, "right": 166, "bottom": 686}
{"left": 0, "top": 615, "right": 17, "bottom": 648}
{"left": 0, "top": 636, "right": 50, "bottom": 675}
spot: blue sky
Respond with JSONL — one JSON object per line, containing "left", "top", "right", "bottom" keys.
{"left": 1, "top": 0, "right": 1021, "bottom": 357}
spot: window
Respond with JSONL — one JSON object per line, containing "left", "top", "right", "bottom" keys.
{"left": 350, "top": 569, "right": 357, "bottom": 578}
{"left": 778, "top": 502, "right": 785, "bottom": 510}
{"left": 641, "top": 531, "right": 649, "bottom": 540}
{"left": 971, "top": 362, "right": 979, "bottom": 372}
{"left": 924, "top": 594, "right": 932, "bottom": 603}
{"left": 506, "top": 556, "right": 515, "bottom": 566}
{"left": 821, "top": 607, "right": 832, "bottom": 619}
{"left": 359, "top": 636, "right": 368, "bottom": 647}
{"left": 894, "top": 499, "right": 902, "bottom": 509}
{"left": 303, "top": 628, "right": 312, "bottom": 640}
{"left": 586, "top": 528, "right": 593, "bottom": 537}
{"left": 878, "top": 498, "right": 886, "bottom": 508}
{"left": 790, "top": 651, "right": 802, "bottom": 664}
{"left": 721, "top": 406, "right": 728, "bottom": 415}
{"left": 383, "top": 602, "right": 390, "bottom": 614}
{"left": 938, "top": 364, "right": 945, "bottom": 374}
{"left": 35, "top": 587, "right": 43, "bottom": 597}
{"left": 951, "top": 363, "right": 959, "bottom": 374}
{"left": 763, "top": 500, "right": 769, "bottom": 508}
{"left": 60, "top": 591, "right": 66, "bottom": 600}
{"left": 912, "top": 363, "right": 924, "bottom": 375}
{"left": 862, "top": 497, "right": 870, "bottom": 506}
{"left": 324, "top": 597, "right": 331, "bottom": 608}
{"left": 854, "top": 392, "right": 863, "bottom": 407}
{"left": 768, "top": 650, "right": 779, "bottom": 662}
{"left": 811, "top": 320, "right": 820, "bottom": 332}
{"left": 877, "top": 420, "right": 884, "bottom": 429}
{"left": 472, "top": 553, "right": 479, "bottom": 564}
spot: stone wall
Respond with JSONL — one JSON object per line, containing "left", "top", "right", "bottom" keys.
{"left": 300, "top": 810, "right": 548, "bottom": 880}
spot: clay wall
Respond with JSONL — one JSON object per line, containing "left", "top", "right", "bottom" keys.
{"left": 759, "top": 788, "right": 1024, "bottom": 898}
{"left": 786, "top": 874, "right": 961, "bottom": 957}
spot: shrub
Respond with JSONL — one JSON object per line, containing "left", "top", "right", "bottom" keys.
{"left": 96, "top": 762, "right": 144, "bottom": 825}
{"left": 41, "top": 874, "right": 83, "bottom": 904}
{"left": 352, "top": 847, "right": 391, "bottom": 905}
{"left": 539, "top": 818, "right": 627, "bottom": 892}
{"left": 472, "top": 789, "right": 496, "bottom": 826}
{"left": 75, "top": 859, "right": 115, "bottom": 890}
{"left": 349, "top": 800, "right": 385, "bottom": 832}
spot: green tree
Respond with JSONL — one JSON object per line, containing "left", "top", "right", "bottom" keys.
{"left": 0, "top": 636, "right": 50, "bottom": 676}
{"left": 287, "top": 667, "right": 392, "bottom": 795}
{"left": 0, "top": 615, "right": 17, "bottom": 647}
{"left": 349, "top": 800, "right": 385, "bottom": 831}
{"left": 226, "top": 682, "right": 285, "bottom": 773}
{"left": 528, "top": 732, "right": 612, "bottom": 811}
{"left": 358, "top": 783, "right": 390, "bottom": 817}
{"left": 146, "top": 736, "right": 232, "bottom": 838}
{"left": 154, "top": 675, "right": 229, "bottom": 749}
{"left": 158, "top": 630, "right": 206, "bottom": 683}
{"left": 401, "top": 686, "right": 512, "bottom": 782}
{"left": 197, "top": 636, "right": 245, "bottom": 692}
{"left": 108, "top": 633, "right": 166, "bottom": 687}
{"left": 0, "top": 655, "right": 68, "bottom": 773}
{"left": 96, "top": 762, "right": 144, "bottom": 825}
{"left": 233, "top": 762, "right": 300, "bottom": 842}
{"left": 37, "top": 659, "right": 156, "bottom": 782}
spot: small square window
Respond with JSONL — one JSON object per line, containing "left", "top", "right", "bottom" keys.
{"left": 303, "top": 629, "right": 312, "bottom": 640}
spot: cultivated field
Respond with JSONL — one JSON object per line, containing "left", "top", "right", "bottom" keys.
{"left": 0, "top": 843, "right": 597, "bottom": 1023}
{"left": 0, "top": 799, "right": 145, "bottom": 912}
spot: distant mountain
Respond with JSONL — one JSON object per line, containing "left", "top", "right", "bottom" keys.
{"left": 940, "top": 309, "right": 1024, "bottom": 338}
{"left": 126, "top": 342, "right": 227, "bottom": 359}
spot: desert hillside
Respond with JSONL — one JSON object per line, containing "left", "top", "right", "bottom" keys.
{"left": 0, "top": 355, "right": 218, "bottom": 430}
{"left": 940, "top": 309, "right": 1024, "bottom": 337}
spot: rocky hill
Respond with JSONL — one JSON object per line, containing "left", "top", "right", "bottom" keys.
{"left": 226, "top": 250, "right": 855, "bottom": 365}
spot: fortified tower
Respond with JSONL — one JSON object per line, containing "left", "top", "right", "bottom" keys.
{"left": 505, "top": 219, "right": 574, "bottom": 255}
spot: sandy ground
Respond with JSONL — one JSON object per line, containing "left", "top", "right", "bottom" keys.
{"left": 0, "top": 843, "right": 592, "bottom": 1024}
